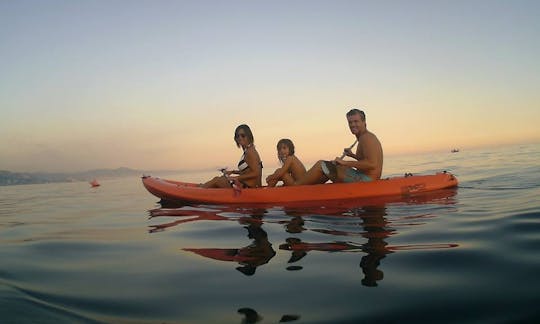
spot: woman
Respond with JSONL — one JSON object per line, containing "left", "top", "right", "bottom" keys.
{"left": 201, "top": 124, "right": 263, "bottom": 188}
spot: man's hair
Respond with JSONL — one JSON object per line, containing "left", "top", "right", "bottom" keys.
{"left": 346, "top": 108, "right": 366, "bottom": 121}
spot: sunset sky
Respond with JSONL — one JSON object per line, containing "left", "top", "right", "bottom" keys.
{"left": 1, "top": 0, "right": 539, "bottom": 173}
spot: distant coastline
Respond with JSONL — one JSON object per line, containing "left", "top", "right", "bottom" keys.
{"left": 0, "top": 167, "right": 185, "bottom": 186}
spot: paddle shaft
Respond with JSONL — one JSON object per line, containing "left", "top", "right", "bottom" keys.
{"left": 340, "top": 140, "right": 358, "bottom": 159}
{"left": 221, "top": 168, "right": 242, "bottom": 192}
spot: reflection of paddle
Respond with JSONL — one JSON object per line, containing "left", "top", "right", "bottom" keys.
{"left": 340, "top": 139, "right": 358, "bottom": 159}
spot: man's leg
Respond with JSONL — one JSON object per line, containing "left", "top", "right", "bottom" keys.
{"left": 335, "top": 165, "right": 348, "bottom": 182}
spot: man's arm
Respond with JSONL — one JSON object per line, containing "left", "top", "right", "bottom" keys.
{"left": 335, "top": 135, "right": 381, "bottom": 172}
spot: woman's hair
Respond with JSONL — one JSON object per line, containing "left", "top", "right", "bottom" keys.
{"left": 277, "top": 138, "right": 295, "bottom": 163}
{"left": 234, "top": 124, "right": 254, "bottom": 148}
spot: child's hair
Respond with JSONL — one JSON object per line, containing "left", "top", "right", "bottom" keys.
{"left": 277, "top": 138, "right": 295, "bottom": 163}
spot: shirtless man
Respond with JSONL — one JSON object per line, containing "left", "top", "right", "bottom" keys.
{"left": 295, "top": 109, "right": 383, "bottom": 185}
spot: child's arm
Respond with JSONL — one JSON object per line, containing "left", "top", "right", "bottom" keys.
{"left": 270, "top": 156, "right": 293, "bottom": 180}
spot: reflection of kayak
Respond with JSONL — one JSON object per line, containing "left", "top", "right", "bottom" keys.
{"left": 142, "top": 172, "right": 458, "bottom": 205}
{"left": 280, "top": 239, "right": 458, "bottom": 253}
{"left": 183, "top": 248, "right": 257, "bottom": 263}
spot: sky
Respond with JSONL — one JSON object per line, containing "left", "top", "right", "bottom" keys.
{"left": 1, "top": 0, "right": 539, "bottom": 173}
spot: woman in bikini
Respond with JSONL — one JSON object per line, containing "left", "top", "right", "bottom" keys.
{"left": 266, "top": 138, "right": 306, "bottom": 187}
{"left": 201, "top": 124, "right": 263, "bottom": 188}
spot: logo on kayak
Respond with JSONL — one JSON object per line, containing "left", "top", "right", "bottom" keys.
{"left": 401, "top": 183, "right": 426, "bottom": 196}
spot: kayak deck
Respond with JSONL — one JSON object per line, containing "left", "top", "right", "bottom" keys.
{"left": 142, "top": 172, "right": 458, "bottom": 205}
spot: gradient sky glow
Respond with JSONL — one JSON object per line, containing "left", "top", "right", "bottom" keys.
{"left": 1, "top": 0, "right": 539, "bottom": 172}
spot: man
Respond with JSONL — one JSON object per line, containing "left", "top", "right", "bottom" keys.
{"left": 295, "top": 109, "right": 383, "bottom": 185}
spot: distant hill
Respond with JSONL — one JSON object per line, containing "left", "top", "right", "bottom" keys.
{"left": 0, "top": 167, "right": 180, "bottom": 186}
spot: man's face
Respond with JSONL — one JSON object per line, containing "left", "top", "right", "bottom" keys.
{"left": 347, "top": 113, "right": 365, "bottom": 135}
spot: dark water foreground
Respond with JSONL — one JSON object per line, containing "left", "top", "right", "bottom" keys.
{"left": 1, "top": 143, "right": 539, "bottom": 323}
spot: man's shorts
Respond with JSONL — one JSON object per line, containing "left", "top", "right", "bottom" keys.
{"left": 321, "top": 161, "right": 372, "bottom": 183}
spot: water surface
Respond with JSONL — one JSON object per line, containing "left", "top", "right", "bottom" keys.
{"left": 1, "top": 143, "right": 539, "bottom": 323}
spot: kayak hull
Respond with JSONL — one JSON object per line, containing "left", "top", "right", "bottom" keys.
{"left": 142, "top": 172, "right": 458, "bottom": 205}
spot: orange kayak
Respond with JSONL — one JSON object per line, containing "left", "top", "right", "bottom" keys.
{"left": 142, "top": 172, "right": 458, "bottom": 205}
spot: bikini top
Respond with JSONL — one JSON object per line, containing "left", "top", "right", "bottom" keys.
{"left": 238, "top": 152, "right": 249, "bottom": 172}
{"left": 237, "top": 146, "right": 263, "bottom": 172}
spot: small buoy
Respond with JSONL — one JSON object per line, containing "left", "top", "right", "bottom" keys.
{"left": 90, "top": 179, "right": 100, "bottom": 187}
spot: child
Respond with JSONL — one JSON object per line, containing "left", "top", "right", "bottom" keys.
{"left": 266, "top": 139, "right": 306, "bottom": 187}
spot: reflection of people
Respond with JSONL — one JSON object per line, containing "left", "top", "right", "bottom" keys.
{"left": 295, "top": 109, "right": 383, "bottom": 185}
{"left": 278, "top": 204, "right": 393, "bottom": 287}
{"left": 266, "top": 139, "right": 306, "bottom": 187}
{"left": 354, "top": 205, "right": 393, "bottom": 287}
{"left": 237, "top": 307, "right": 300, "bottom": 324}
{"left": 202, "top": 124, "right": 263, "bottom": 188}
{"left": 237, "top": 308, "right": 263, "bottom": 324}
{"left": 284, "top": 216, "right": 305, "bottom": 234}
{"left": 183, "top": 209, "right": 276, "bottom": 276}
{"left": 235, "top": 214, "right": 276, "bottom": 275}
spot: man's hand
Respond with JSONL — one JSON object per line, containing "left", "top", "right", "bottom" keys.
{"left": 343, "top": 147, "right": 354, "bottom": 157}
{"left": 334, "top": 157, "right": 345, "bottom": 165}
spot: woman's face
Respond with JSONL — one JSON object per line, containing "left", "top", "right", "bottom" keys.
{"left": 235, "top": 129, "right": 249, "bottom": 146}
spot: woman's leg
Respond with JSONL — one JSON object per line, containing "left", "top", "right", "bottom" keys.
{"left": 202, "top": 175, "right": 230, "bottom": 188}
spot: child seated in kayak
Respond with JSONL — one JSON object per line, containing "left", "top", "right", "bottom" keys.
{"left": 266, "top": 139, "right": 306, "bottom": 187}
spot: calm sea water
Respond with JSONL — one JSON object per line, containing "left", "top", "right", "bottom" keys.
{"left": 1, "top": 143, "right": 539, "bottom": 323}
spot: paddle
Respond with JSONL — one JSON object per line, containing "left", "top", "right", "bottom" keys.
{"left": 340, "top": 139, "right": 358, "bottom": 159}
{"left": 220, "top": 168, "right": 242, "bottom": 194}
